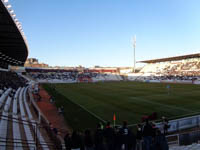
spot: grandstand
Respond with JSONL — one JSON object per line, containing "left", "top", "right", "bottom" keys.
{"left": 25, "top": 53, "right": 200, "bottom": 84}
{"left": 0, "top": 0, "right": 28, "bottom": 69}
{"left": 26, "top": 68, "right": 123, "bottom": 83}
{"left": 128, "top": 53, "right": 200, "bottom": 84}
{"left": 1, "top": 0, "right": 200, "bottom": 149}
{"left": 0, "top": 0, "right": 65, "bottom": 149}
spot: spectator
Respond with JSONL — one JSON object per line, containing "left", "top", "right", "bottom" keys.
{"left": 163, "top": 118, "right": 169, "bottom": 135}
{"left": 103, "top": 121, "right": 114, "bottom": 150}
{"left": 113, "top": 126, "right": 122, "bottom": 150}
{"left": 50, "top": 96, "right": 54, "bottom": 103}
{"left": 94, "top": 123, "right": 105, "bottom": 150}
{"left": 120, "top": 121, "right": 130, "bottom": 150}
{"left": 84, "top": 129, "right": 94, "bottom": 150}
{"left": 64, "top": 132, "right": 72, "bottom": 150}
{"left": 136, "top": 124, "right": 143, "bottom": 150}
{"left": 71, "top": 130, "right": 83, "bottom": 150}
{"left": 155, "top": 130, "right": 169, "bottom": 150}
{"left": 61, "top": 106, "right": 64, "bottom": 113}
{"left": 151, "top": 122, "right": 157, "bottom": 138}
{"left": 142, "top": 119, "right": 153, "bottom": 150}
{"left": 127, "top": 130, "right": 136, "bottom": 150}
{"left": 53, "top": 128, "right": 58, "bottom": 135}
{"left": 58, "top": 107, "right": 63, "bottom": 115}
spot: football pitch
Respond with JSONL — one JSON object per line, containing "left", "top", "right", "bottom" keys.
{"left": 42, "top": 82, "right": 200, "bottom": 130}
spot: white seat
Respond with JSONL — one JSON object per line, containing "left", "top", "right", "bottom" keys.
{"left": 4, "top": 96, "right": 12, "bottom": 112}
{"left": 19, "top": 88, "right": 26, "bottom": 117}
{"left": 0, "top": 111, "right": 9, "bottom": 150}
{"left": 0, "top": 88, "right": 12, "bottom": 108}
{"left": 20, "top": 87, "right": 35, "bottom": 150}
{"left": 12, "top": 115, "right": 23, "bottom": 150}
{"left": 12, "top": 88, "right": 21, "bottom": 115}
{"left": 23, "top": 87, "right": 33, "bottom": 120}
{"left": 24, "top": 86, "right": 49, "bottom": 150}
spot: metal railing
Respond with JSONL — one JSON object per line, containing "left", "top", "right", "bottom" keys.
{"left": 0, "top": 114, "right": 63, "bottom": 150}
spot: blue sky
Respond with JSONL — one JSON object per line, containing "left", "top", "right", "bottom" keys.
{"left": 10, "top": 0, "right": 200, "bottom": 67}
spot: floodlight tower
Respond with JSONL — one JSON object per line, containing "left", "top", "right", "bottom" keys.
{"left": 133, "top": 35, "right": 136, "bottom": 73}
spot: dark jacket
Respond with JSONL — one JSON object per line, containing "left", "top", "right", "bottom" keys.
{"left": 127, "top": 131, "right": 136, "bottom": 149}
{"left": 155, "top": 134, "right": 169, "bottom": 150}
{"left": 64, "top": 134, "right": 71, "bottom": 150}
{"left": 120, "top": 127, "right": 130, "bottom": 144}
{"left": 94, "top": 128, "right": 104, "bottom": 145}
{"left": 84, "top": 134, "right": 94, "bottom": 147}
{"left": 104, "top": 126, "right": 114, "bottom": 142}
{"left": 71, "top": 132, "right": 83, "bottom": 149}
{"left": 136, "top": 128, "right": 142, "bottom": 140}
{"left": 142, "top": 123, "right": 153, "bottom": 137}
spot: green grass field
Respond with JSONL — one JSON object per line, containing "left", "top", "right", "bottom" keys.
{"left": 42, "top": 81, "right": 200, "bottom": 130}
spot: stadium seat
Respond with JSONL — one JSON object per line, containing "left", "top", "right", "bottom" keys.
{"left": 12, "top": 88, "right": 21, "bottom": 115}
{"left": 0, "top": 88, "right": 11, "bottom": 108}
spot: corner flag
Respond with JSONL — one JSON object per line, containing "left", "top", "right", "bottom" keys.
{"left": 113, "top": 113, "right": 116, "bottom": 127}
{"left": 113, "top": 113, "right": 116, "bottom": 121}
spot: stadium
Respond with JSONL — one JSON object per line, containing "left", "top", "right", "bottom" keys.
{"left": 1, "top": 0, "right": 200, "bottom": 150}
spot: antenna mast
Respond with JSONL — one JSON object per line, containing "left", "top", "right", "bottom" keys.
{"left": 133, "top": 35, "right": 136, "bottom": 73}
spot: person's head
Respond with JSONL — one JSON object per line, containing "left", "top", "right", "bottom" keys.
{"left": 97, "top": 123, "right": 101, "bottom": 129}
{"left": 123, "top": 121, "right": 127, "bottom": 127}
{"left": 106, "top": 121, "right": 111, "bottom": 127}
{"left": 145, "top": 118, "right": 149, "bottom": 124}
{"left": 85, "top": 129, "right": 91, "bottom": 136}
{"left": 115, "top": 126, "right": 120, "bottom": 132}
{"left": 72, "top": 130, "right": 78, "bottom": 137}
{"left": 162, "top": 116, "right": 165, "bottom": 120}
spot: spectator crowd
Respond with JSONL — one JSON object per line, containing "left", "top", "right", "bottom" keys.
{"left": 0, "top": 70, "right": 28, "bottom": 97}
{"left": 64, "top": 119, "right": 169, "bottom": 150}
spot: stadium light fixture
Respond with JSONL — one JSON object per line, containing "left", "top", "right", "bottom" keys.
{"left": 9, "top": 10, "right": 14, "bottom": 13}
{"left": 16, "top": 22, "right": 20, "bottom": 25}
{"left": 12, "top": 14, "right": 16, "bottom": 17}
{"left": 6, "top": 4, "right": 11, "bottom": 8}
{"left": 3, "top": 0, "right": 9, "bottom": 3}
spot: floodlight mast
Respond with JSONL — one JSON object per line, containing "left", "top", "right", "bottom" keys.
{"left": 133, "top": 35, "right": 136, "bottom": 73}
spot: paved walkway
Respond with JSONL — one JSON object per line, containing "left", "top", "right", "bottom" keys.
{"left": 33, "top": 86, "right": 71, "bottom": 137}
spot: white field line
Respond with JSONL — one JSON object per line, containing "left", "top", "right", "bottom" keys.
{"left": 57, "top": 88, "right": 200, "bottom": 127}
{"left": 127, "top": 90, "right": 200, "bottom": 127}
{"left": 61, "top": 94, "right": 107, "bottom": 123}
